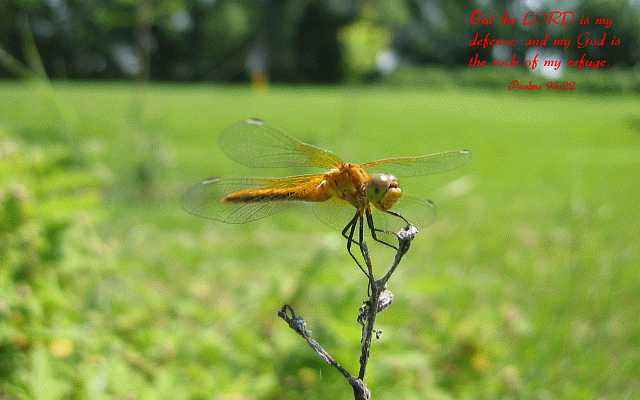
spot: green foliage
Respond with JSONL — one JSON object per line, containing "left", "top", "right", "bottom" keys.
{"left": 0, "top": 81, "right": 639, "bottom": 398}
{"left": 0, "top": 0, "right": 358, "bottom": 82}
{"left": 341, "top": 7, "right": 392, "bottom": 80}
{"left": 0, "top": 125, "right": 109, "bottom": 398}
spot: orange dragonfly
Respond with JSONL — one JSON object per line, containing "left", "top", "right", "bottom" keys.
{"left": 183, "top": 118, "right": 471, "bottom": 273}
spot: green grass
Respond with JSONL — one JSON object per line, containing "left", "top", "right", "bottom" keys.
{"left": 1, "top": 81, "right": 639, "bottom": 399}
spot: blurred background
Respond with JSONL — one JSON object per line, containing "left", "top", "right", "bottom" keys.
{"left": 1, "top": 0, "right": 639, "bottom": 399}
{"left": 1, "top": 0, "right": 640, "bottom": 86}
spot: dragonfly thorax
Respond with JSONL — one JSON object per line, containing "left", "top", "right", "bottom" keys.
{"left": 367, "top": 173, "right": 402, "bottom": 211}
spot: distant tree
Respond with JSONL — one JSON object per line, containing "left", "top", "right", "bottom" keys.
{"left": 571, "top": 0, "right": 640, "bottom": 66}
{"left": 340, "top": 2, "right": 393, "bottom": 80}
{"left": 0, "top": 0, "right": 638, "bottom": 81}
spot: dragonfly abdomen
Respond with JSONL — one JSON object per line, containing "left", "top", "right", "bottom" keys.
{"left": 223, "top": 188, "right": 296, "bottom": 203}
{"left": 223, "top": 184, "right": 331, "bottom": 203}
{"left": 222, "top": 175, "right": 331, "bottom": 203}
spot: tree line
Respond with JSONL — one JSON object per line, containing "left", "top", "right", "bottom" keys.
{"left": 0, "top": 0, "right": 638, "bottom": 82}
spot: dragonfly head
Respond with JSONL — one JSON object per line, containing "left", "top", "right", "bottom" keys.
{"left": 367, "top": 173, "right": 402, "bottom": 211}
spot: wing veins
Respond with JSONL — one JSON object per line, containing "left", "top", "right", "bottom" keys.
{"left": 218, "top": 119, "right": 343, "bottom": 169}
{"left": 362, "top": 150, "right": 471, "bottom": 177}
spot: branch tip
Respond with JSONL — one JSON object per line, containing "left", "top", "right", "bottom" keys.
{"left": 278, "top": 304, "right": 309, "bottom": 336}
{"left": 398, "top": 224, "right": 419, "bottom": 241}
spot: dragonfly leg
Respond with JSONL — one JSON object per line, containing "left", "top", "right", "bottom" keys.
{"left": 342, "top": 213, "right": 361, "bottom": 249}
{"left": 344, "top": 212, "right": 367, "bottom": 277}
{"left": 358, "top": 214, "right": 365, "bottom": 255}
{"left": 385, "top": 210, "right": 412, "bottom": 226}
{"left": 358, "top": 214, "right": 374, "bottom": 296}
{"left": 365, "top": 208, "right": 398, "bottom": 251}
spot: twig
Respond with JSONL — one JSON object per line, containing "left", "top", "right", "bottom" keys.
{"left": 277, "top": 304, "right": 371, "bottom": 399}
{"left": 358, "top": 224, "right": 418, "bottom": 380}
{"left": 277, "top": 224, "right": 418, "bottom": 399}
{"left": 277, "top": 304, "right": 352, "bottom": 381}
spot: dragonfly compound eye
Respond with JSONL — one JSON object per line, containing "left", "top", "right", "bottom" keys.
{"left": 368, "top": 173, "right": 401, "bottom": 210}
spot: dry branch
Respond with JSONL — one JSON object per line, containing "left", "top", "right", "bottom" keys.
{"left": 278, "top": 224, "right": 418, "bottom": 399}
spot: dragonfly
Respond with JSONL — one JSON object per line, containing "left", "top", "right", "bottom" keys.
{"left": 183, "top": 118, "right": 471, "bottom": 274}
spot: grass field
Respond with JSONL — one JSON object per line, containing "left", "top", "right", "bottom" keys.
{"left": 1, "top": 81, "right": 639, "bottom": 399}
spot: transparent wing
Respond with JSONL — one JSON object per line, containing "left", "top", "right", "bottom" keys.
{"left": 182, "top": 175, "right": 320, "bottom": 224}
{"left": 312, "top": 197, "right": 357, "bottom": 231}
{"left": 218, "top": 118, "right": 343, "bottom": 169}
{"left": 361, "top": 150, "right": 471, "bottom": 178}
{"left": 370, "top": 196, "right": 436, "bottom": 238}
{"left": 312, "top": 195, "right": 436, "bottom": 245}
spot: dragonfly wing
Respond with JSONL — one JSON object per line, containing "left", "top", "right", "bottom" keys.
{"left": 311, "top": 195, "right": 435, "bottom": 241}
{"left": 370, "top": 195, "right": 436, "bottom": 236}
{"left": 219, "top": 118, "right": 343, "bottom": 169}
{"left": 182, "top": 175, "right": 318, "bottom": 224}
{"left": 311, "top": 195, "right": 434, "bottom": 245}
{"left": 361, "top": 150, "right": 471, "bottom": 177}
{"left": 312, "top": 197, "right": 357, "bottom": 231}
